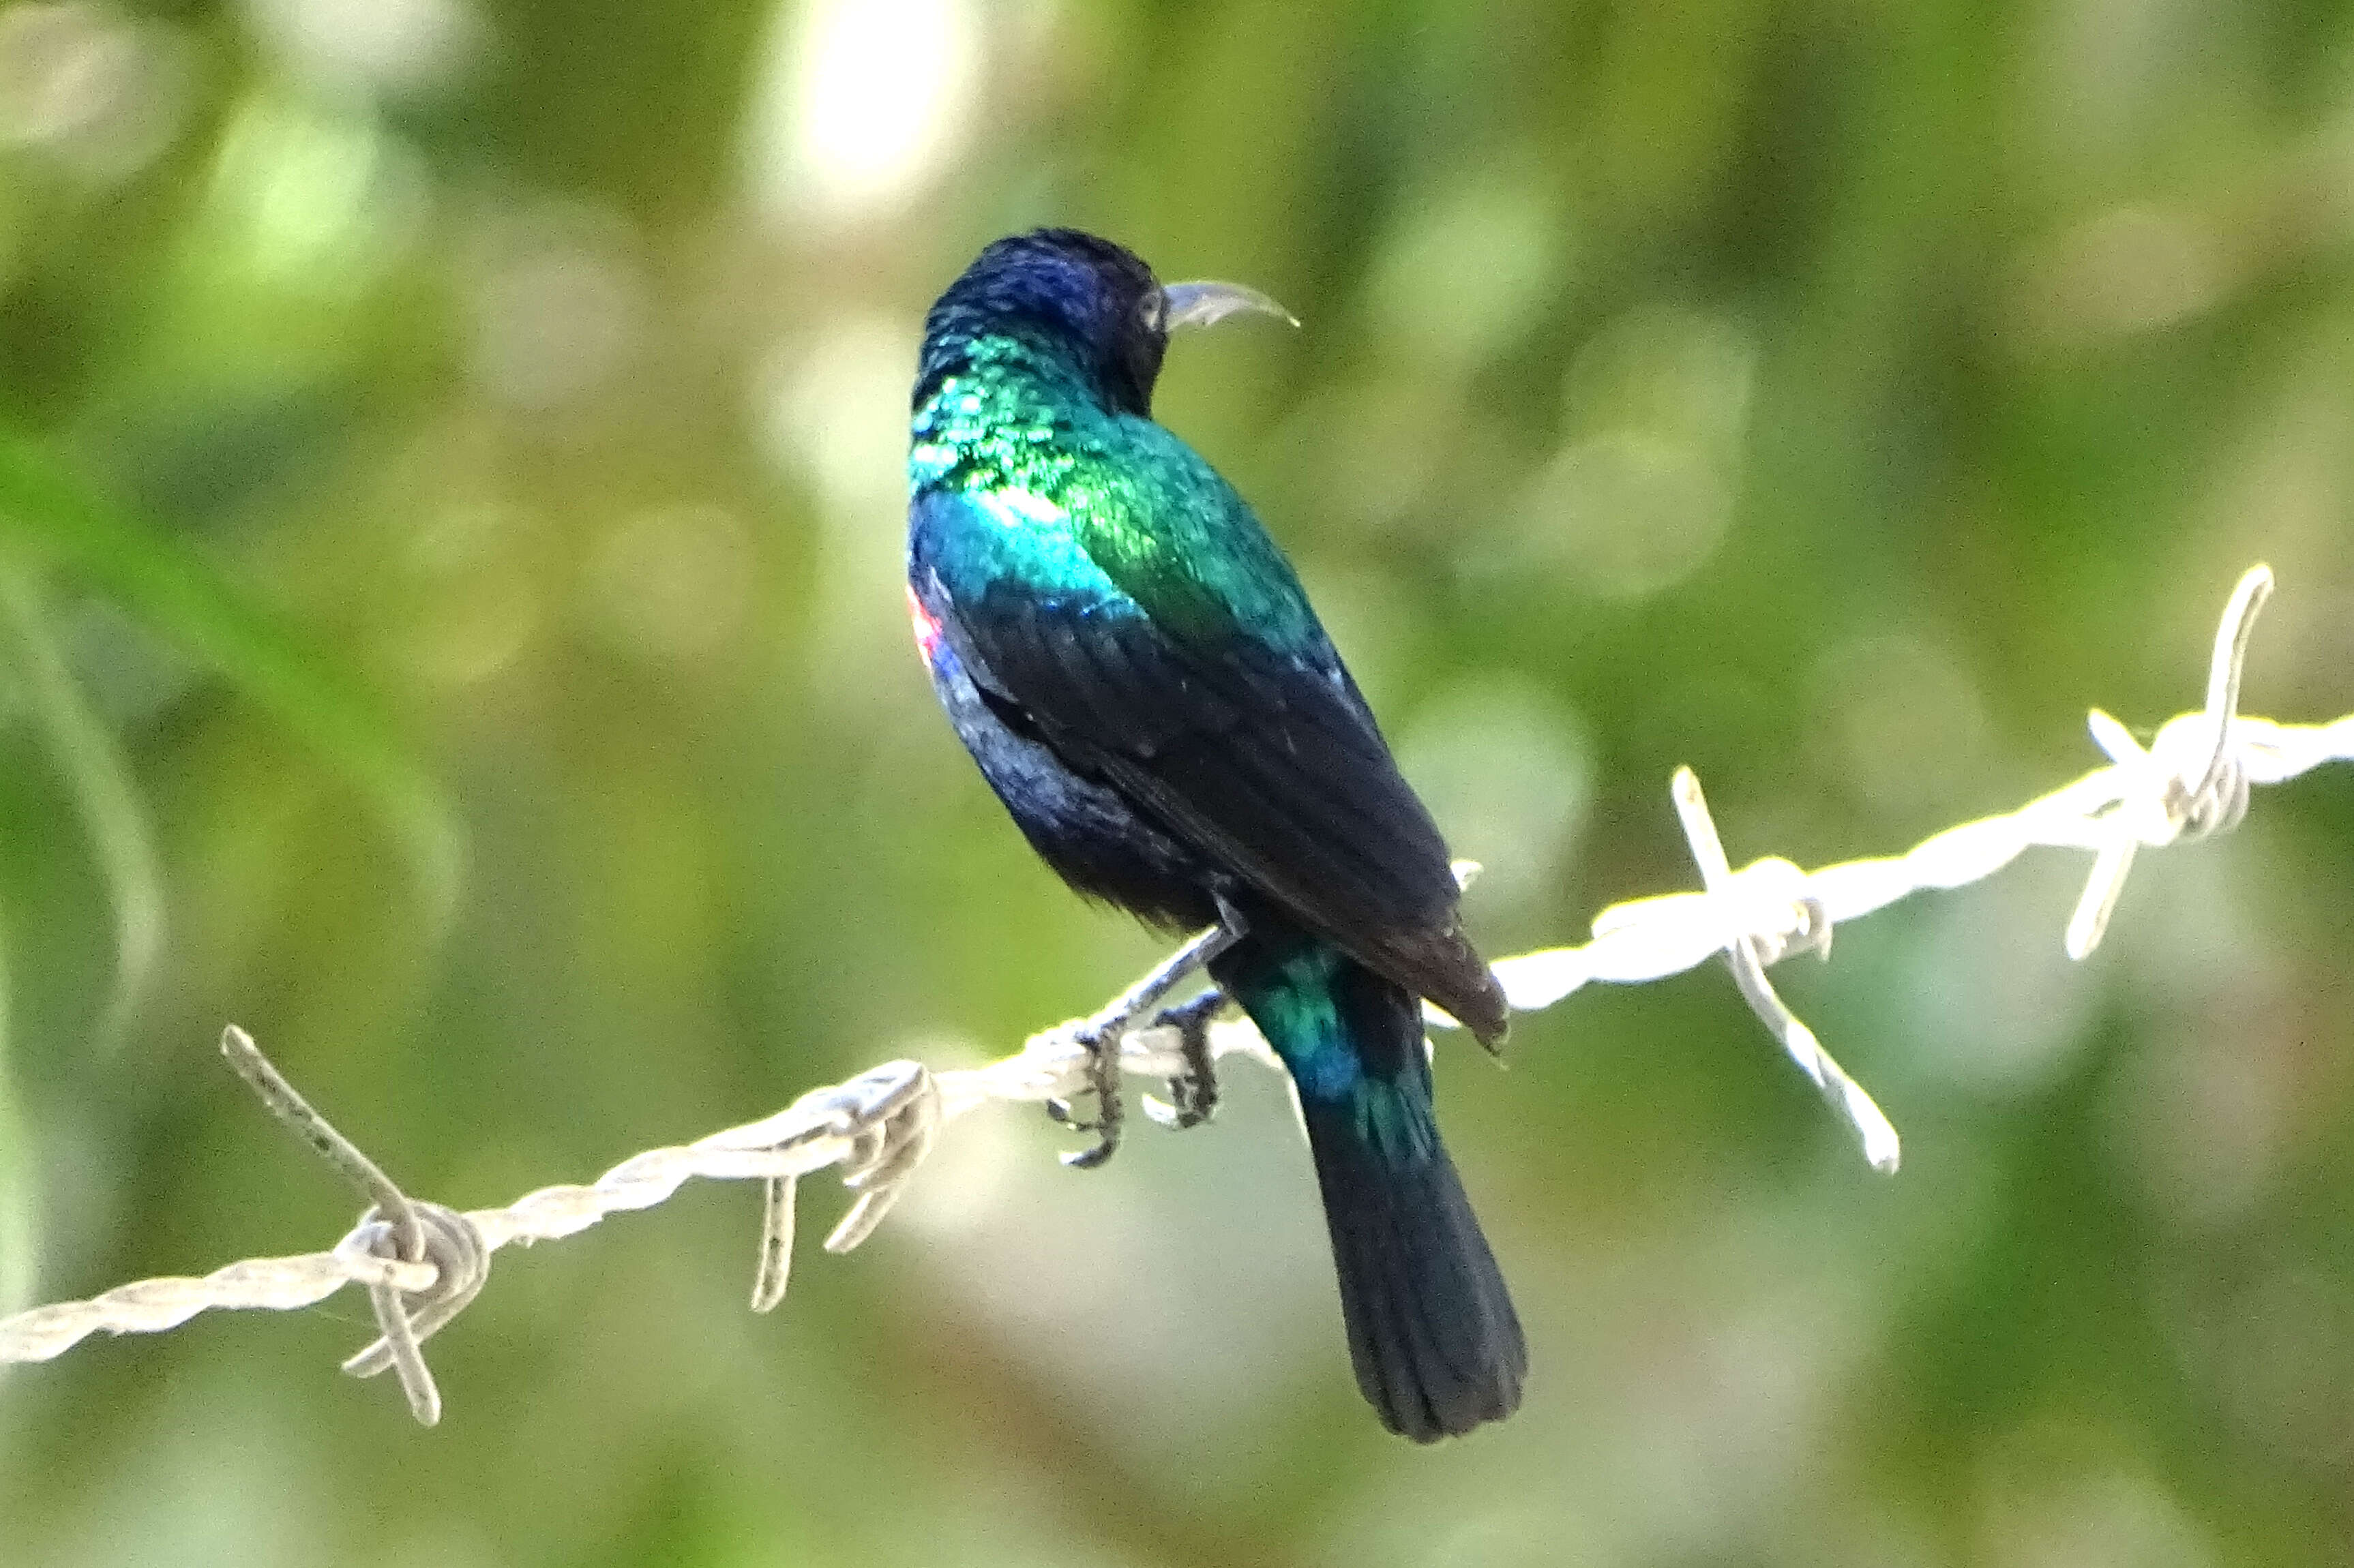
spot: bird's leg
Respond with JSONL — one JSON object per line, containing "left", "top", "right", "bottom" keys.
{"left": 1051, "top": 905, "right": 1247, "bottom": 1169}
{"left": 1142, "top": 986, "right": 1228, "bottom": 1130}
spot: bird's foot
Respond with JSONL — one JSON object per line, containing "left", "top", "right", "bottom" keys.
{"left": 1045, "top": 905, "right": 1249, "bottom": 1169}
{"left": 1046, "top": 1022, "right": 1124, "bottom": 1169}
{"left": 1142, "top": 989, "right": 1225, "bottom": 1130}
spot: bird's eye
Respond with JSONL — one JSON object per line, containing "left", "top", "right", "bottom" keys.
{"left": 1138, "top": 292, "right": 1165, "bottom": 333}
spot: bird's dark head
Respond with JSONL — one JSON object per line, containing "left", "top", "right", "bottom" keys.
{"left": 917, "top": 228, "right": 1294, "bottom": 417}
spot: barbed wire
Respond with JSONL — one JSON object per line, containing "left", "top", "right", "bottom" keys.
{"left": 2, "top": 564, "right": 2347, "bottom": 1425}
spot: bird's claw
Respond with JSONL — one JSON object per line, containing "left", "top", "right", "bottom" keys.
{"left": 1054, "top": 1025, "right": 1123, "bottom": 1169}
{"left": 1139, "top": 991, "right": 1223, "bottom": 1130}
{"left": 1047, "top": 914, "right": 1244, "bottom": 1166}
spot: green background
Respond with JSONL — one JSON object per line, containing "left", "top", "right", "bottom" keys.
{"left": 3, "top": 0, "right": 2353, "bottom": 1562}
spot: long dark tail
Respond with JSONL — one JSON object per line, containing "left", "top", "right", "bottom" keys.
{"left": 1213, "top": 933, "right": 1526, "bottom": 1442}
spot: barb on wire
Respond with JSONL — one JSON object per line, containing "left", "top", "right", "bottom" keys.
{"left": 1668, "top": 769, "right": 1897, "bottom": 1173}
{"left": 2062, "top": 564, "right": 2271, "bottom": 957}
{"left": 220, "top": 1025, "right": 460, "bottom": 1423}
{"left": 2, "top": 564, "right": 2350, "bottom": 1424}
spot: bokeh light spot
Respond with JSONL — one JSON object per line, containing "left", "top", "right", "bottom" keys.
{"left": 745, "top": 0, "right": 981, "bottom": 228}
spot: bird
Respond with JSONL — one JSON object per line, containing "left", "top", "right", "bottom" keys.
{"left": 904, "top": 228, "right": 1525, "bottom": 1442}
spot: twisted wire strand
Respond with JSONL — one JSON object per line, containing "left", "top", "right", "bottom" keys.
{"left": 3, "top": 565, "right": 2349, "bottom": 1419}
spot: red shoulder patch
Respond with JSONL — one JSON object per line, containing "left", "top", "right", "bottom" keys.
{"left": 906, "top": 583, "right": 946, "bottom": 660}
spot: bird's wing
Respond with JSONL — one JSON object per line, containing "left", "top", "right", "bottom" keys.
{"left": 910, "top": 452, "right": 1505, "bottom": 1039}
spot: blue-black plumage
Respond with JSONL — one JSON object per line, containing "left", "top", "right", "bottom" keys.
{"left": 906, "top": 229, "right": 1524, "bottom": 1440}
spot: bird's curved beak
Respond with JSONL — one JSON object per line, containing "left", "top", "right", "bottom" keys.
{"left": 1159, "top": 280, "right": 1300, "bottom": 332}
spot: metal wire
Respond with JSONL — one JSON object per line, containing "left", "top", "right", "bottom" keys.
{"left": 3, "top": 565, "right": 2349, "bottom": 1423}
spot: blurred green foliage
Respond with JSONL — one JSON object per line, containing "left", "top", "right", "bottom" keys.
{"left": 3, "top": 0, "right": 2353, "bottom": 1563}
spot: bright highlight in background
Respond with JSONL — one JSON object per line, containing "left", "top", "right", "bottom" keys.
{"left": 745, "top": 0, "right": 981, "bottom": 228}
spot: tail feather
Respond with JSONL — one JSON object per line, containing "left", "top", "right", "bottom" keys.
{"left": 1301, "top": 1094, "right": 1526, "bottom": 1440}
{"left": 1217, "top": 934, "right": 1525, "bottom": 1442}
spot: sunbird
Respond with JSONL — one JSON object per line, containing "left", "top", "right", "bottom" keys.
{"left": 906, "top": 230, "right": 1524, "bottom": 1441}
